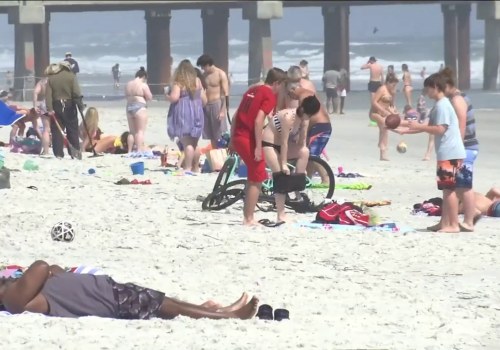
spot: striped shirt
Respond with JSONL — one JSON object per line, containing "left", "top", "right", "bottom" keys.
{"left": 451, "top": 91, "right": 479, "bottom": 150}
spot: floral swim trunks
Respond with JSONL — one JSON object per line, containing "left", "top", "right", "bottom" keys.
{"left": 436, "top": 159, "right": 464, "bottom": 190}
{"left": 111, "top": 279, "right": 165, "bottom": 320}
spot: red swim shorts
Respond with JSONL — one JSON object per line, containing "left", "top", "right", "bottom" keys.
{"left": 232, "top": 135, "right": 267, "bottom": 183}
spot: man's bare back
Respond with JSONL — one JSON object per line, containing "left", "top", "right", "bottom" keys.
{"left": 460, "top": 187, "right": 500, "bottom": 216}
{"left": 293, "top": 86, "right": 329, "bottom": 127}
{"left": 361, "top": 61, "right": 384, "bottom": 82}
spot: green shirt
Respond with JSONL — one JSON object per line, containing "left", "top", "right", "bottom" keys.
{"left": 45, "top": 70, "right": 82, "bottom": 112}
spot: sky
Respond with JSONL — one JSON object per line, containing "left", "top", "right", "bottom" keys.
{"left": 0, "top": 3, "right": 485, "bottom": 45}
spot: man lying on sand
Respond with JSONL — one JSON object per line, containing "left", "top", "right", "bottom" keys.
{"left": 462, "top": 187, "right": 500, "bottom": 218}
{"left": 0, "top": 260, "right": 258, "bottom": 320}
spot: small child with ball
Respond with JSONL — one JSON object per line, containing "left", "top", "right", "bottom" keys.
{"left": 403, "top": 73, "right": 466, "bottom": 233}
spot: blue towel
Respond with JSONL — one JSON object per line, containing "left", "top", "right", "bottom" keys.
{"left": 0, "top": 100, "right": 24, "bottom": 126}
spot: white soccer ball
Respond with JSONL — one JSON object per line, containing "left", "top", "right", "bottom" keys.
{"left": 50, "top": 221, "right": 75, "bottom": 242}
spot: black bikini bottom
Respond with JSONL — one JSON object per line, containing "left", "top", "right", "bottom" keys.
{"left": 262, "top": 141, "right": 281, "bottom": 154}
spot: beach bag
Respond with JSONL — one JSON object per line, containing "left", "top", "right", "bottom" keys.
{"left": 315, "top": 202, "right": 369, "bottom": 226}
{"left": 206, "top": 148, "right": 228, "bottom": 172}
{"left": 272, "top": 172, "right": 306, "bottom": 194}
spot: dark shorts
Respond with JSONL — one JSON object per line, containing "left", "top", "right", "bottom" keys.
{"left": 368, "top": 81, "right": 382, "bottom": 93}
{"left": 325, "top": 88, "right": 338, "bottom": 99}
{"left": 307, "top": 123, "right": 332, "bottom": 157}
{"left": 436, "top": 159, "right": 464, "bottom": 191}
{"left": 487, "top": 201, "right": 500, "bottom": 217}
{"left": 111, "top": 279, "right": 165, "bottom": 320}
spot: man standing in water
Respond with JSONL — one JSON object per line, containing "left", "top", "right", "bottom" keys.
{"left": 322, "top": 67, "right": 341, "bottom": 114}
{"left": 196, "top": 54, "right": 230, "bottom": 148}
{"left": 64, "top": 52, "right": 80, "bottom": 75}
{"left": 361, "top": 56, "right": 384, "bottom": 97}
{"left": 111, "top": 63, "right": 120, "bottom": 88}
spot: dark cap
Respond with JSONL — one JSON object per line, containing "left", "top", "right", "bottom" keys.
{"left": 369, "top": 56, "right": 377, "bottom": 62}
{"left": 0, "top": 90, "right": 8, "bottom": 98}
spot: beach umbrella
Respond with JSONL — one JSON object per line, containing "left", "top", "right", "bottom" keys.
{"left": 0, "top": 100, "right": 24, "bottom": 126}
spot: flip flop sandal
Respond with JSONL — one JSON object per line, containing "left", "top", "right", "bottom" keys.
{"left": 274, "top": 308, "right": 290, "bottom": 321}
{"left": 258, "top": 219, "right": 285, "bottom": 228}
{"left": 256, "top": 304, "right": 273, "bottom": 320}
{"left": 27, "top": 185, "right": 38, "bottom": 190}
{"left": 141, "top": 180, "right": 152, "bottom": 185}
{"left": 114, "top": 178, "right": 131, "bottom": 185}
{"left": 130, "top": 179, "right": 140, "bottom": 185}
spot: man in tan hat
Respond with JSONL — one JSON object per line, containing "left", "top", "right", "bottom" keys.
{"left": 64, "top": 52, "right": 80, "bottom": 74}
{"left": 45, "top": 62, "right": 84, "bottom": 159}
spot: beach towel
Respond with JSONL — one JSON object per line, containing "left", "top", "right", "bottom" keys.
{"left": 295, "top": 221, "right": 415, "bottom": 233}
{"left": 0, "top": 264, "right": 105, "bottom": 279}
{"left": 122, "top": 150, "right": 158, "bottom": 159}
{"left": 0, "top": 100, "right": 24, "bottom": 126}
{"left": 335, "top": 182, "right": 373, "bottom": 190}
{"left": 0, "top": 265, "right": 106, "bottom": 316}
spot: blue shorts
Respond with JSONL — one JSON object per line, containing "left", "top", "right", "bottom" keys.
{"left": 307, "top": 123, "right": 332, "bottom": 157}
{"left": 455, "top": 149, "right": 478, "bottom": 189}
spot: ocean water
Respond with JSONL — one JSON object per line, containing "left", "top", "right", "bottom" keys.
{"left": 0, "top": 35, "right": 485, "bottom": 97}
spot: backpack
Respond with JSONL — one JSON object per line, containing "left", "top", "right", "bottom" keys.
{"left": 315, "top": 201, "right": 370, "bottom": 226}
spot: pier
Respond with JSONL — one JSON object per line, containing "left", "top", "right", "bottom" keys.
{"left": 0, "top": 0, "right": 494, "bottom": 100}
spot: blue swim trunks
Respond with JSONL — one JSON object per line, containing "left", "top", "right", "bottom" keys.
{"left": 455, "top": 149, "right": 478, "bottom": 189}
{"left": 307, "top": 123, "right": 332, "bottom": 157}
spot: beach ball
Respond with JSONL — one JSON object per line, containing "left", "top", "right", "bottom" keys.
{"left": 397, "top": 141, "right": 407, "bottom": 154}
{"left": 50, "top": 221, "right": 75, "bottom": 242}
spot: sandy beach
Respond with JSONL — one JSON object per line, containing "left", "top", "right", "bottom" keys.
{"left": 0, "top": 89, "right": 499, "bottom": 350}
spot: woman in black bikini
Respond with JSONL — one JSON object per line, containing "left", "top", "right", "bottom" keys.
{"left": 261, "top": 96, "right": 321, "bottom": 224}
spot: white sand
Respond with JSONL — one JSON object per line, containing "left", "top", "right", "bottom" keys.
{"left": 0, "top": 92, "right": 499, "bottom": 350}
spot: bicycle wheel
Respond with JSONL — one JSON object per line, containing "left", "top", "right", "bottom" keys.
{"left": 211, "top": 155, "right": 237, "bottom": 192}
{"left": 285, "top": 156, "right": 335, "bottom": 213}
{"left": 256, "top": 193, "right": 276, "bottom": 212}
{"left": 203, "top": 179, "right": 246, "bottom": 211}
{"left": 288, "top": 156, "right": 335, "bottom": 209}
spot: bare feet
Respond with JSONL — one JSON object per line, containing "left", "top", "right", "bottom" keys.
{"left": 438, "top": 226, "right": 460, "bottom": 233}
{"left": 243, "top": 220, "right": 259, "bottom": 227}
{"left": 217, "top": 293, "right": 249, "bottom": 313}
{"left": 277, "top": 215, "right": 288, "bottom": 224}
{"left": 422, "top": 156, "right": 430, "bottom": 161}
{"left": 380, "top": 150, "right": 389, "bottom": 161}
{"left": 201, "top": 293, "right": 249, "bottom": 312}
{"left": 231, "top": 296, "right": 259, "bottom": 320}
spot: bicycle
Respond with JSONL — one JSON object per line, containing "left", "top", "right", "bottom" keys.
{"left": 202, "top": 153, "right": 335, "bottom": 212}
